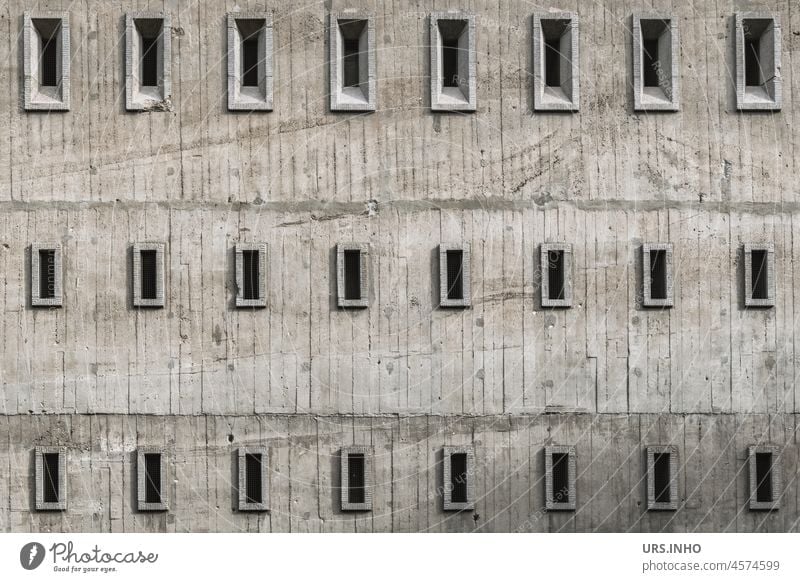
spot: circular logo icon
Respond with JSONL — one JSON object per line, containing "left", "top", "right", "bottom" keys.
{"left": 20, "top": 542, "right": 46, "bottom": 570}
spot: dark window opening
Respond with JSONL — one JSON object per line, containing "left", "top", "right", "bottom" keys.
{"left": 343, "top": 38, "right": 360, "bottom": 88}
{"left": 547, "top": 250, "right": 565, "bottom": 301}
{"left": 745, "top": 37, "right": 761, "bottom": 87}
{"left": 242, "top": 35, "right": 260, "bottom": 87}
{"left": 347, "top": 453, "right": 365, "bottom": 504}
{"left": 140, "top": 34, "right": 159, "bottom": 87}
{"left": 755, "top": 452, "right": 773, "bottom": 503}
{"left": 144, "top": 453, "right": 162, "bottom": 504}
{"left": 649, "top": 250, "right": 668, "bottom": 300}
{"left": 450, "top": 453, "right": 468, "bottom": 504}
{"left": 344, "top": 250, "right": 361, "bottom": 301}
{"left": 245, "top": 453, "right": 263, "bottom": 504}
{"left": 653, "top": 453, "right": 671, "bottom": 504}
{"left": 242, "top": 250, "right": 260, "bottom": 301}
{"left": 43, "top": 453, "right": 60, "bottom": 504}
{"left": 39, "top": 249, "right": 56, "bottom": 299}
{"left": 446, "top": 250, "right": 464, "bottom": 301}
{"left": 751, "top": 249, "right": 769, "bottom": 300}
{"left": 643, "top": 38, "right": 660, "bottom": 87}
{"left": 442, "top": 36, "right": 459, "bottom": 88}
{"left": 40, "top": 33, "right": 58, "bottom": 87}
{"left": 544, "top": 37, "right": 560, "bottom": 87}
{"left": 551, "top": 452, "right": 570, "bottom": 503}
{"left": 140, "top": 250, "right": 158, "bottom": 300}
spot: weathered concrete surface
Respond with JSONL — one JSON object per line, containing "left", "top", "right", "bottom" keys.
{"left": 0, "top": 0, "right": 799, "bottom": 531}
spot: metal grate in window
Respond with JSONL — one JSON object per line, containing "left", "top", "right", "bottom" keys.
{"left": 347, "top": 453, "right": 366, "bottom": 504}
{"left": 245, "top": 453, "right": 263, "bottom": 504}
{"left": 755, "top": 452, "right": 773, "bottom": 503}
{"left": 653, "top": 452, "right": 671, "bottom": 504}
{"left": 450, "top": 452, "right": 468, "bottom": 503}
{"left": 39, "top": 249, "right": 56, "bottom": 299}
{"left": 140, "top": 250, "right": 158, "bottom": 300}
{"left": 43, "top": 452, "right": 60, "bottom": 503}
{"left": 446, "top": 250, "right": 464, "bottom": 300}
{"left": 547, "top": 250, "right": 565, "bottom": 301}
{"left": 344, "top": 250, "right": 361, "bottom": 301}
{"left": 144, "top": 453, "right": 162, "bottom": 504}
{"left": 242, "top": 250, "right": 260, "bottom": 301}
{"left": 551, "top": 452, "right": 570, "bottom": 504}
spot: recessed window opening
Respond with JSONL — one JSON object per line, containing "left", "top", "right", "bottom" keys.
{"left": 439, "top": 20, "right": 466, "bottom": 89}
{"left": 649, "top": 249, "right": 668, "bottom": 300}
{"left": 140, "top": 250, "right": 158, "bottom": 300}
{"left": 245, "top": 453, "right": 263, "bottom": 504}
{"left": 450, "top": 452, "right": 468, "bottom": 504}
{"left": 446, "top": 250, "right": 464, "bottom": 300}
{"left": 343, "top": 38, "right": 360, "bottom": 88}
{"left": 242, "top": 250, "right": 260, "bottom": 301}
{"left": 755, "top": 452, "right": 773, "bottom": 503}
{"left": 138, "top": 22, "right": 161, "bottom": 88}
{"left": 653, "top": 453, "right": 671, "bottom": 504}
{"left": 39, "top": 249, "right": 56, "bottom": 300}
{"left": 544, "top": 37, "right": 560, "bottom": 87}
{"left": 541, "top": 20, "right": 569, "bottom": 88}
{"left": 347, "top": 453, "right": 366, "bottom": 505}
{"left": 40, "top": 29, "right": 59, "bottom": 87}
{"left": 745, "top": 38, "right": 761, "bottom": 86}
{"left": 144, "top": 453, "right": 162, "bottom": 505}
{"left": 344, "top": 249, "right": 361, "bottom": 301}
{"left": 43, "top": 452, "right": 60, "bottom": 504}
{"left": 241, "top": 33, "right": 260, "bottom": 87}
{"left": 547, "top": 250, "right": 565, "bottom": 301}
{"left": 551, "top": 452, "right": 570, "bottom": 503}
{"left": 751, "top": 249, "right": 769, "bottom": 300}
{"left": 643, "top": 38, "right": 659, "bottom": 87}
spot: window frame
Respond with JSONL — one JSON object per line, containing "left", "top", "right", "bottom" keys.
{"left": 23, "top": 11, "right": 70, "bottom": 111}
{"left": 136, "top": 447, "right": 168, "bottom": 512}
{"left": 132, "top": 242, "right": 166, "bottom": 308}
{"left": 743, "top": 243, "right": 775, "bottom": 308}
{"left": 442, "top": 446, "right": 475, "bottom": 511}
{"left": 532, "top": 13, "right": 579, "bottom": 111}
{"left": 336, "top": 243, "right": 369, "bottom": 308}
{"left": 340, "top": 445, "right": 373, "bottom": 511}
{"left": 235, "top": 243, "right": 268, "bottom": 308}
{"left": 632, "top": 13, "right": 680, "bottom": 111}
{"left": 31, "top": 242, "right": 63, "bottom": 307}
{"left": 748, "top": 445, "right": 781, "bottom": 511}
{"left": 540, "top": 243, "right": 573, "bottom": 308}
{"left": 544, "top": 445, "right": 576, "bottom": 511}
{"left": 642, "top": 243, "right": 674, "bottom": 308}
{"left": 646, "top": 445, "right": 678, "bottom": 511}
{"left": 227, "top": 12, "right": 273, "bottom": 111}
{"left": 438, "top": 243, "right": 471, "bottom": 308}
{"left": 430, "top": 12, "right": 476, "bottom": 112}
{"left": 238, "top": 446, "right": 269, "bottom": 512}
{"left": 329, "top": 12, "right": 376, "bottom": 112}
{"left": 34, "top": 446, "right": 67, "bottom": 511}
{"left": 735, "top": 13, "right": 781, "bottom": 111}
{"left": 125, "top": 12, "right": 172, "bottom": 111}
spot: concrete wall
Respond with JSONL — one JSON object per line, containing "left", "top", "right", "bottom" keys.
{"left": 1, "top": 0, "right": 799, "bottom": 531}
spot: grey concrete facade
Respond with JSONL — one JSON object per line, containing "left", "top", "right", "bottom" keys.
{"left": 0, "top": 0, "right": 799, "bottom": 532}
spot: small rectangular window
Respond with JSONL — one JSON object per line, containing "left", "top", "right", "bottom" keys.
{"left": 735, "top": 13, "right": 781, "bottom": 110}
{"left": 646, "top": 446, "right": 678, "bottom": 510}
{"left": 126, "top": 13, "right": 171, "bottom": 111}
{"left": 238, "top": 447, "right": 269, "bottom": 511}
{"left": 137, "top": 448, "right": 168, "bottom": 511}
{"left": 443, "top": 447, "right": 475, "bottom": 511}
{"left": 439, "top": 244, "right": 471, "bottom": 308}
{"left": 642, "top": 243, "right": 673, "bottom": 307}
{"left": 545, "top": 446, "right": 576, "bottom": 511}
{"left": 235, "top": 243, "right": 267, "bottom": 308}
{"left": 133, "top": 243, "right": 165, "bottom": 308}
{"left": 330, "top": 13, "right": 375, "bottom": 111}
{"left": 744, "top": 243, "right": 775, "bottom": 307}
{"left": 31, "top": 243, "right": 63, "bottom": 307}
{"left": 337, "top": 243, "right": 369, "bottom": 308}
{"left": 748, "top": 445, "right": 780, "bottom": 510}
{"left": 430, "top": 12, "right": 476, "bottom": 111}
{"left": 632, "top": 15, "right": 679, "bottom": 111}
{"left": 540, "top": 243, "right": 572, "bottom": 308}
{"left": 227, "top": 14, "right": 273, "bottom": 111}
{"left": 340, "top": 446, "right": 373, "bottom": 511}
{"left": 23, "top": 12, "right": 70, "bottom": 111}
{"left": 35, "top": 447, "right": 66, "bottom": 511}
{"left": 533, "top": 14, "right": 579, "bottom": 111}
